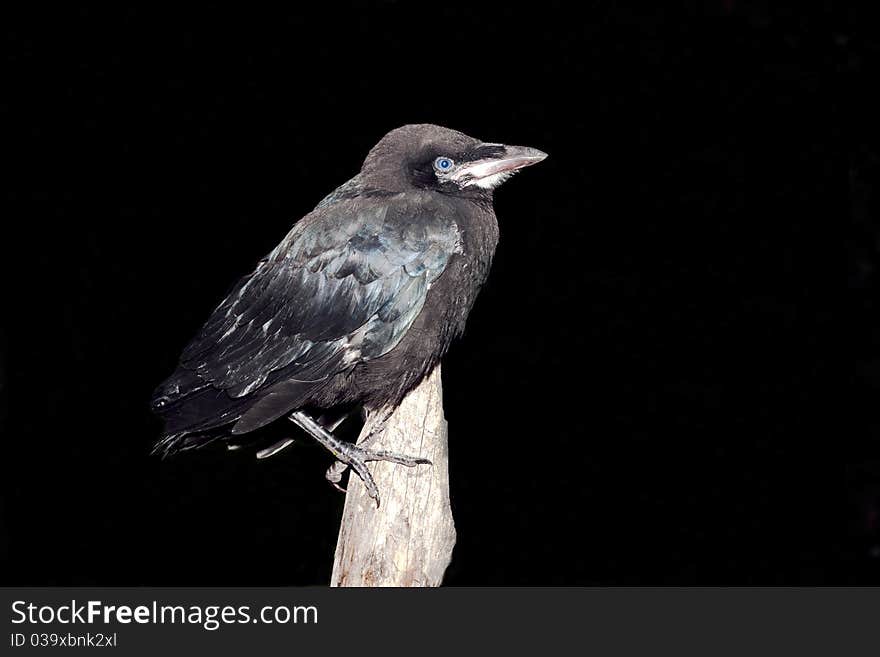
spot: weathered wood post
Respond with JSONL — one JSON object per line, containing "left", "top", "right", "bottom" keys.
{"left": 331, "top": 365, "right": 456, "bottom": 586}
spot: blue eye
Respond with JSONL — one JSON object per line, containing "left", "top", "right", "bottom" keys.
{"left": 434, "top": 156, "right": 454, "bottom": 172}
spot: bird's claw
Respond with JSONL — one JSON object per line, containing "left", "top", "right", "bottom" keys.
{"left": 360, "top": 449, "right": 431, "bottom": 467}
{"left": 325, "top": 460, "right": 348, "bottom": 493}
{"left": 288, "top": 410, "right": 429, "bottom": 508}
{"left": 334, "top": 446, "right": 431, "bottom": 508}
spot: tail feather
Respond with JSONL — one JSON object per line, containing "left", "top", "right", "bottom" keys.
{"left": 151, "top": 369, "right": 252, "bottom": 437}
{"left": 151, "top": 430, "right": 224, "bottom": 457}
{"left": 151, "top": 368, "right": 326, "bottom": 456}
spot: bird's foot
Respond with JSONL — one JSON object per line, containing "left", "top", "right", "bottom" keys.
{"left": 325, "top": 460, "right": 349, "bottom": 491}
{"left": 288, "top": 410, "right": 429, "bottom": 507}
{"left": 337, "top": 445, "right": 431, "bottom": 507}
{"left": 324, "top": 406, "right": 394, "bottom": 493}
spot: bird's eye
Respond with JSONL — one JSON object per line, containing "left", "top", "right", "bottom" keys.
{"left": 433, "top": 157, "right": 454, "bottom": 172}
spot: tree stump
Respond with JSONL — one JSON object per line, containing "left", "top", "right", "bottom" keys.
{"left": 331, "top": 365, "right": 456, "bottom": 586}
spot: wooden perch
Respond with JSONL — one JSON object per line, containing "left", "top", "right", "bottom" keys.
{"left": 331, "top": 365, "right": 456, "bottom": 586}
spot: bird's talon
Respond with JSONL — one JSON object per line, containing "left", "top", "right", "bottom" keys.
{"left": 325, "top": 460, "right": 349, "bottom": 483}
{"left": 325, "top": 463, "right": 345, "bottom": 484}
{"left": 365, "top": 483, "right": 380, "bottom": 508}
{"left": 359, "top": 448, "right": 432, "bottom": 467}
{"left": 288, "top": 411, "right": 430, "bottom": 508}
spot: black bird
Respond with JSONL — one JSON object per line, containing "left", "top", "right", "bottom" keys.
{"left": 151, "top": 124, "right": 546, "bottom": 503}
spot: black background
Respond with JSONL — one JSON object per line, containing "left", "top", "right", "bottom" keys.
{"left": 3, "top": 2, "right": 880, "bottom": 585}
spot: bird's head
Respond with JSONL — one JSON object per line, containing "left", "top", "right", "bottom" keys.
{"left": 361, "top": 124, "right": 547, "bottom": 198}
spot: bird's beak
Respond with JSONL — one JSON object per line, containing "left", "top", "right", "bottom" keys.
{"left": 449, "top": 144, "right": 548, "bottom": 189}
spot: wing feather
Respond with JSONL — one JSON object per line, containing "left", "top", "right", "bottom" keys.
{"left": 152, "top": 189, "right": 460, "bottom": 436}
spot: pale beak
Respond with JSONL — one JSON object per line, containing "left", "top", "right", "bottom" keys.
{"left": 449, "top": 144, "right": 548, "bottom": 189}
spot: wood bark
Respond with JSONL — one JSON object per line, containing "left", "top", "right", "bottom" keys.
{"left": 331, "top": 365, "right": 456, "bottom": 586}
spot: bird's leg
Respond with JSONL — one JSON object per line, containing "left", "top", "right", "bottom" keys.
{"left": 318, "top": 411, "right": 356, "bottom": 492}
{"left": 252, "top": 412, "right": 349, "bottom": 462}
{"left": 288, "top": 410, "right": 430, "bottom": 506}
{"left": 318, "top": 412, "right": 351, "bottom": 433}
{"left": 324, "top": 405, "right": 395, "bottom": 489}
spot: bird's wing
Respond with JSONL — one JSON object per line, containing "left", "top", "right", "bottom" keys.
{"left": 154, "top": 193, "right": 460, "bottom": 422}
